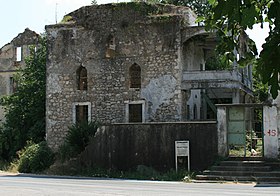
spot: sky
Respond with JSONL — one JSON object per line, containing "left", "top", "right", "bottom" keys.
{"left": 0, "top": 0, "right": 129, "bottom": 48}
{"left": 0, "top": 0, "right": 269, "bottom": 54}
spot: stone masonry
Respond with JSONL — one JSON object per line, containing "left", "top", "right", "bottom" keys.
{"left": 45, "top": 2, "right": 252, "bottom": 150}
{"left": 46, "top": 3, "right": 197, "bottom": 149}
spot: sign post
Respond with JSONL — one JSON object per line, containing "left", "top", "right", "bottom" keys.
{"left": 175, "top": 141, "right": 190, "bottom": 172}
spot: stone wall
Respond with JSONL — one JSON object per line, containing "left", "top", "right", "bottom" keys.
{"left": 78, "top": 122, "right": 218, "bottom": 171}
{"left": 0, "top": 28, "right": 39, "bottom": 72}
{"left": 46, "top": 3, "right": 197, "bottom": 150}
{"left": 0, "top": 28, "right": 39, "bottom": 122}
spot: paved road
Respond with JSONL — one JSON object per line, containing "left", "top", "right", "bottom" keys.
{"left": 0, "top": 173, "right": 279, "bottom": 196}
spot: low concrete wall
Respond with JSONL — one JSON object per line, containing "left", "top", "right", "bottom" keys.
{"left": 78, "top": 122, "right": 217, "bottom": 171}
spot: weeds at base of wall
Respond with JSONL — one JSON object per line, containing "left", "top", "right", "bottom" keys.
{"left": 45, "top": 161, "right": 195, "bottom": 182}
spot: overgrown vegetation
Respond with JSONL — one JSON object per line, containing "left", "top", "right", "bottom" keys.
{"left": 60, "top": 15, "right": 74, "bottom": 23}
{"left": 137, "top": 0, "right": 210, "bottom": 17}
{"left": 0, "top": 35, "right": 53, "bottom": 174}
{"left": 161, "top": 0, "right": 210, "bottom": 17}
{"left": 0, "top": 36, "right": 47, "bottom": 161}
{"left": 17, "top": 141, "right": 55, "bottom": 173}
{"left": 205, "top": 53, "right": 232, "bottom": 70}
{"left": 91, "top": 0, "right": 97, "bottom": 5}
{"left": 205, "top": 0, "right": 280, "bottom": 99}
{"left": 253, "top": 65, "right": 269, "bottom": 102}
{"left": 58, "top": 121, "right": 100, "bottom": 162}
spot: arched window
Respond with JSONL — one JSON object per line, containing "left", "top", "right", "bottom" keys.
{"left": 105, "top": 34, "right": 116, "bottom": 58}
{"left": 108, "top": 34, "right": 116, "bottom": 50}
{"left": 77, "top": 66, "right": 87, "bottom": 90}
{"left": 129, "top": 63, "right": 141, "bottom": 88}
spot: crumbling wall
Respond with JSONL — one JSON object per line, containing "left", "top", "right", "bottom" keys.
{"left": 0, "top": 28, "right": 39, "bottom": 71}
{"left": 0, "top": 28, "right": 39, "bottom": 121}
{"left": 46, "top": 3, "right": 197, "bottom": 150}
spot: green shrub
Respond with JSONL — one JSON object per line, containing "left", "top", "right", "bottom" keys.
{"left": 58, "top": 121, "right": 100, "bottom": 162}
{"left": 18, "top": 141, "right": 54, "bottom": 173}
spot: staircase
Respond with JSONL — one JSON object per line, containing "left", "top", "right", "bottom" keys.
{"left": 195, "top": 157, "right": 280, "bottom": 183}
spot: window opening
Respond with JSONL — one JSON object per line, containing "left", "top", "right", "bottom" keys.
{"left": 129, "top": 64, "right": 141, "bottom": 88}
{"left": 108, "top": 35, "right": 116, "bottom": 50}
{"left": 9, "top": 77, "right": 17, "bottom": 94}
{"left": 77, "top": 66, "right": 87, "bottom": 90}
{"left": 75, "top": 105, "right": 89, "bottom": 124}
{"left": 16, "top": 47, "right": 22, "bottom": 62}
{"left": 129, "top": 104, "right": 142, "bottom": 122}
{"left": 105, "top": 34, "right": 116, "bottom": 58}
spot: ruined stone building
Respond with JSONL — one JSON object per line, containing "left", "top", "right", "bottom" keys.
{"left": 0, "top": 28, "right": 39, "bottom": 121}
{"left": 46, "top": 3, "right": 253, "bottom": 149}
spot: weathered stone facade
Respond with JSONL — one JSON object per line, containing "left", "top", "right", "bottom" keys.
{"left": 45, "top": 3, "right": 253, "bottom": 150}
{"left": 0, "top": 28, "right": 39, "bottom": 121}
{"left": 46, "top": 3, "right": 195, "bottom": 149}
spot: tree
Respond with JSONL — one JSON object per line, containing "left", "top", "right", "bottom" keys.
{"left": 161, "top": 0, "right": 210, "bottom": 16}
{"left": 141, "top": 0, "right": 210, "bottom": 16}
{"left": 0, "top": 36, "right": 46, "bottom": 160}
{"left": 205, "top": 0, "right": 280, "bottom": 99}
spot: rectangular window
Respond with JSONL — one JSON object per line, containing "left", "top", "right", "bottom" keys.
{"left": 73, "top": 102, "right": 91, "bottom": 124}
{"left": 16, "top": 47, "right": 22, "bottom": 62}
{"left": 76, "top": 105, "right": 88, "bottom": 124}
{"left": 129, "top": 104, "right": 143, "bottom": 123}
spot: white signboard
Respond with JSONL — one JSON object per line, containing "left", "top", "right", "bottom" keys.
{"left": 175, "top": 141, "right": 189, "bottom": 156}
{"left": 175, "top": 141, "right": 190, "bottom": 172}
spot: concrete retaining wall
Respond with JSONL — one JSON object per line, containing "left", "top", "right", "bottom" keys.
{"left": 78, "top": 122, "right": 217, "bottom": 171}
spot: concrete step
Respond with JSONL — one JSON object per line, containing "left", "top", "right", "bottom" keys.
{"left": 211, "top": 165, "right": 271, "bottom": 172}
{"left": 264, "top": 162, "right": 280, "bottom": 170}
{"left": 195, "top": 158, "right": 280, "bottom": 183}
{"left": 227, "top": 157, "right": 264, "bottom": 161}
{"left": 219, "top": 161, "right": 265, "bottom": 166}
{"left": 196, "top": 175, "right": 280, "bottom": 182}
{"left": 203, "top": 170, "right": 280, "bottom": 177}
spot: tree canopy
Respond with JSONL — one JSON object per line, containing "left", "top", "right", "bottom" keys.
{"left": 161, "top": 0, "right": 210, "bottom": 16}
{"left": 205, "top": 0, "right": 280, "bottom": 99}
{"left": 139, "top": 0, "right": 210, "bottom": 16}
{"left": 0, "top": 36, "right": 46, "bottom": 160}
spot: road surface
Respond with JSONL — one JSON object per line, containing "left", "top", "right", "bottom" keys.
{"left": 0, "top": 173, "right": 279, "bottom": 196}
